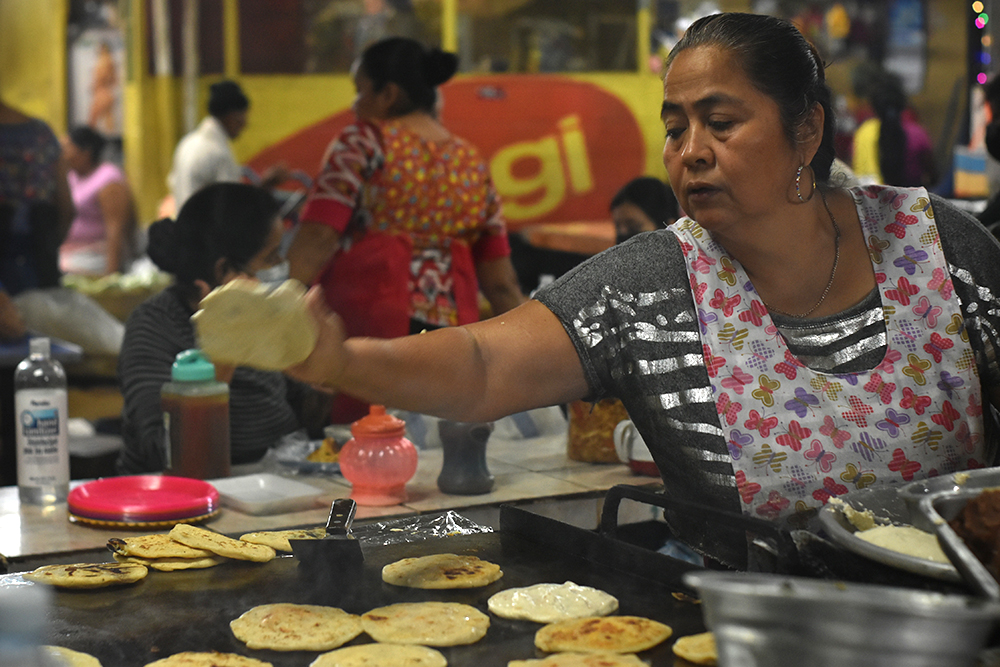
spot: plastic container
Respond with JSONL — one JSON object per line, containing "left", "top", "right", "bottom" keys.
{"left": 14, "top": 337, "right": 69, "bottom": 505}
{"left": 566, "top": 398, "right": 628, "bottom": 463}
{"left": 161, "top": 349, "right": 230, "bottom": 479}
{"left": 339, "top": 405, "right": 417, "bottom": 506}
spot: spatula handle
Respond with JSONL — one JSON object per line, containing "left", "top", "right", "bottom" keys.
{"left": 326, "top": 498, "right": 357, "bottom": 536}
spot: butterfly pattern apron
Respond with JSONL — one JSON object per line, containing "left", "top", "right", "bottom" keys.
{"left": 671, "top": 185, "right": 987, "bottom": 519}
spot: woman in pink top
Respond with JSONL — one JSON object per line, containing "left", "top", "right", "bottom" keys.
{"left": 288, "top": 37, "right": 525, "bottom": 423}
{"left": 60, "top": 126, "right": 135, "bottom": 275}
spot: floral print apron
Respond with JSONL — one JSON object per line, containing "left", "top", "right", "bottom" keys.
{"left": 671, "top": 185, "right": 987, "bottom": 520}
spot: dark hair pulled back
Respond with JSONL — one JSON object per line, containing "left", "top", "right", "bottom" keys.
{"left": 610, "top": 176, "right": 679, "bottom": 225}
{"left": 146, "top": 183, "right": 279, "bottom": 303}
{"left": 358, "top": 37, "right": 458, "bottom": 115}
{"left": 665, "top": 13, "right": 836, "bottom": 183}
{"left": 68, "top": 125, "right": 107, "bottom": 165}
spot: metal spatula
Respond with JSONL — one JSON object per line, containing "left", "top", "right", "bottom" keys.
{"left": 290, "top": 498, "right": 364, "bottom": 573}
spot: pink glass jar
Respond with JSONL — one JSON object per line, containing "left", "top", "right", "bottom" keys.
{"left": 339, "top": 405, "right": 417, "bottom": 506}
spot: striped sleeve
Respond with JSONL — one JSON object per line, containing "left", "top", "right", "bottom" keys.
{"left": 117, "top": 289, "right": 195, "bottom": 474}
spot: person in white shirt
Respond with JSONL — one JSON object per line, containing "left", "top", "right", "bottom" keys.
{"left": 168, "top": 80, "right": 287, "bottom": 211}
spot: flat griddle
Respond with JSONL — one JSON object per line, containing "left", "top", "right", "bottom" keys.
{"left": 2, "top": 504, "right": 709, "bottom": 666}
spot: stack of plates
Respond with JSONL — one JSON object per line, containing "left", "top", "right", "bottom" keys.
{"left": 68, "top": 475, "right": 220, "bottom": 528}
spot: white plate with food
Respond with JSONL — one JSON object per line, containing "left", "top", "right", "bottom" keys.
{"left": 211, "top": 473, "right": 327, "bottom": 515}
{"left": 817, "top": 485, "right": 962, "bottom": 583}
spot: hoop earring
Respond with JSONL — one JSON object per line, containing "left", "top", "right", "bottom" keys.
{"left": 795, "top": 165, "right": 816, "bottom": 203}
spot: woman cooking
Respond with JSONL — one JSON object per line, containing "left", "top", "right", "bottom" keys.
{"left": 286, "top": 36, "right": 525, "bottom": 424}
{"left": 286, "top": 13, "right": 1000, "bottom": 567}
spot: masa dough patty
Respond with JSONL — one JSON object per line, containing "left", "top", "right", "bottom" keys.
{"left": 24, "top": 562, "right": 148, "bottom": 589}
{"left": 309, "top": 644, "right": 447, "bottom": 667}
{"left": 169, "top": 524, "right": 276, "bottom": 562}
{"left": 382, "top": 553, "right": 502, "bottom": 589}
{"left": 108, "top": 534, "right": 213, "bottom": 560}
{"left": 361, "top": 602, "right": 489, "bottom": 646}
{"left": 192, "top": 278, "right": 317, "bottom": 371}
{"left": 508, "top": 653, "right": 647, "bottom": 666}
{"left": 488, "top": 582, "right": 619, "bottom": 623}
{"left": 855, "top": 524, "right": 951, "bottom": 564}
{"left": 43, "top": 646, "right": 103, "bottom": 667}
{"left": 112, "top": 553, "right": 224, "bottom": 571}
{"left": 671, "top": 631, "right": 718, "bottom": 665}
{"left": 144, "top": 652, "right": 272, "bottom": 667}
{"left": 534, "top": 616, "right": 672, "bottom": 654}
{"left": 240, "top": 527, "right": 326, "bottom": 552}
{"left": 230, "top": 603, "right": 363, "bottom": 652}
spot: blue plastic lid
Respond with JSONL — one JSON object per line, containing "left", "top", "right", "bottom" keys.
{"left": 171, "top": 349, "right": 216, "bottom": 382}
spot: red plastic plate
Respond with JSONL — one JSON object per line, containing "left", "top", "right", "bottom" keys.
{"left": 68, "top": 475, "right": 219, "bottom": 523}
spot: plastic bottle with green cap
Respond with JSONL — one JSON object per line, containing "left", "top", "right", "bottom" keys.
{"left": 161, "top": 349, "right": 230, "bottom": 479}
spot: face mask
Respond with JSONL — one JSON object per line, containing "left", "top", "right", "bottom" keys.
{"left": 255, "top": 260, "right": 290, "bottom": 289}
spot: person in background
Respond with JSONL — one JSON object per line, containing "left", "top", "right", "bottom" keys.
{"left": 0, "top": 96, "right": 75, "bottom": 296}
{"left": 0, "top": 280, "right": 26, "bottom": 341}
{"left": 284, "top": 13, "right": 1000, "bottom": 569}
{"left": 117, "top": 183, "right": 325, "bottom": 474}
{"left": 168, "top": 80, "right": 288, "bottom": 212}
{"left": 610, "top": 176, "right": 680, "bottom": 243}
{"left": 0, "top": 93, "right": 75, "bottom": 486}
{"left": 852, "top": 70, "right": 937, "bottom": 188}
{"left": 287, "top": 36, "right": 525, "bottom": 424}
{"left": 978, "top": 75, "right": 1000, "bottom": 233}
{"left": 59, "top": 126, "right": 136, "bottom": 276}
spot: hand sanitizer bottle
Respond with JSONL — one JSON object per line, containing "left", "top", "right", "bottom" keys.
{"left": 14, "top": 337, "right": 69, "bottom": 504}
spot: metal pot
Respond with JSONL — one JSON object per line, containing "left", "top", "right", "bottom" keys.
{"left": 898, "top": 467, "right": 1000, "bottom": 531}
{"left": 685, "top": 570, "right": 1000, "bottom": 667}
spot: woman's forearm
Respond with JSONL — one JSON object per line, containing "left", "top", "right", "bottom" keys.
{"left": 99, "top": 182, "right": 133, "bottom": 274}
{"left": 297, "top": 299, "right": 588, "bottom": 423}
{"left": 287, "top": 222, "right": 341, "bottom": 285}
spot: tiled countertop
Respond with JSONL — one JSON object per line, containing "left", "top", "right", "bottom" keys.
{"left": 0, "top": 430, "right": 660, "bottom": 562}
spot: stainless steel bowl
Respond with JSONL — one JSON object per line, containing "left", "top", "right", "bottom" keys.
{"left": 898, "top": 467, "right": 1000, "bottom": 531}
{"left": 684, "top": 570, "right": 1000, "bottom": 667}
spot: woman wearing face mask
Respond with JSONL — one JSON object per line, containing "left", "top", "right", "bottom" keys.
{"left": 287, "top": 36, "right": 526, "bottom": 424}
{"left": 117, "top": 183, "right": 321, "bottom": 474}
{"left": 610, "top": 176, "right": 680, "bottom": 244}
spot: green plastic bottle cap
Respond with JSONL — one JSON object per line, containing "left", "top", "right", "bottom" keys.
{"left": 171, "top": 349, "right": 217, "bottom": 382}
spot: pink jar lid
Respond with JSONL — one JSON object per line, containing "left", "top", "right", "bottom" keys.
{"left": 351, "top": 405, "right": 406, "bottom": 438}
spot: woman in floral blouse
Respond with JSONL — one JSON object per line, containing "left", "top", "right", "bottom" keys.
{"left": 288, "top": 37, "right": 524, "bottom": 423}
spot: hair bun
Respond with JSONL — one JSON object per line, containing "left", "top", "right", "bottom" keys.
{"left": 145, "top": 217, "right": 180, "bottom": 273}
{"left": 422, "top": 48, "right": 458, "bottom": 87}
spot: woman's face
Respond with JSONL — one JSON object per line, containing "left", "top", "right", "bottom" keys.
{"left": 612, "top": 202, "right": 659, "bottom": 243}
{"left": 351, "top": 67, "right": 388, "bottom": 122}
{"left": 661, "top": 46, "right": 801, "bottom": 235}
{"left": 220, "top": 218, "right": 284, "bottom": 285}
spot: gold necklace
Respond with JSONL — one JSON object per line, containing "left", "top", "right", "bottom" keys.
{"left": 762, "top": 192, "right": 842, "bottom": 319}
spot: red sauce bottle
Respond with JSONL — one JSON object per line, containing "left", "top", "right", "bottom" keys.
{"left": 161, "top": 349, "right": 230, "bottom": 479}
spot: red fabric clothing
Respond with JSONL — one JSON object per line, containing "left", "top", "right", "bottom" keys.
{"left": 300, "top": 119, "right": 512, "bottom": 423}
